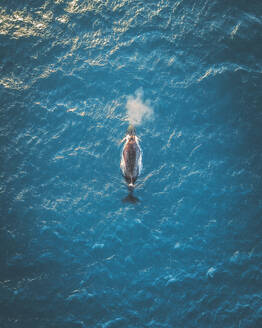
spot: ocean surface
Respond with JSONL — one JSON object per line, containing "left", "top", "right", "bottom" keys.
{"left": 1, "top": 0, "right": 262, "bottom": 327}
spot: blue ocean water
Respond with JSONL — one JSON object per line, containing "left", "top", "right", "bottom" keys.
{"left": 1, "top": 0, "right": 262, "bottom": 327}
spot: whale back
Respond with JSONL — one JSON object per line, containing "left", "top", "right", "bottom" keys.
{"left": 122, "top": 137, "right": 141, "bottom": 183}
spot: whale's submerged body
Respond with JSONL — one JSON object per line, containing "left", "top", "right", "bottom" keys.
{"left": 120, "top": 134, "right": 142, "bottom": 188}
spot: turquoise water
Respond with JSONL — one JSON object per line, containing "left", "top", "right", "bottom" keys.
{"left": 1, "top": 1, "right": 262, "bottom": 327}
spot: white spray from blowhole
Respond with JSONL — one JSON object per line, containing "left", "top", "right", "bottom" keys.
{"left": 126, "top": 88, "right": 154, "bottom": 126}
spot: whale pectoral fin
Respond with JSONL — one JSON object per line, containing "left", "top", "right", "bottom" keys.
{"left": 119, "top": 137, "right": 127, "bottom": 145}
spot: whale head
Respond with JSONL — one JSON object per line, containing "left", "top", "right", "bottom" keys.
{"left": 127, "top": 124, "right": 136, "bottom": 136}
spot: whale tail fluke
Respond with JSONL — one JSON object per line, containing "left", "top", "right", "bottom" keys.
{"left": 122, "top": 192, "right": 139, "bottom": 204}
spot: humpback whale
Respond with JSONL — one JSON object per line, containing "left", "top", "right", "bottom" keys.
{"left": 120, "top": 125, "right": 142, "bottom": 188}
